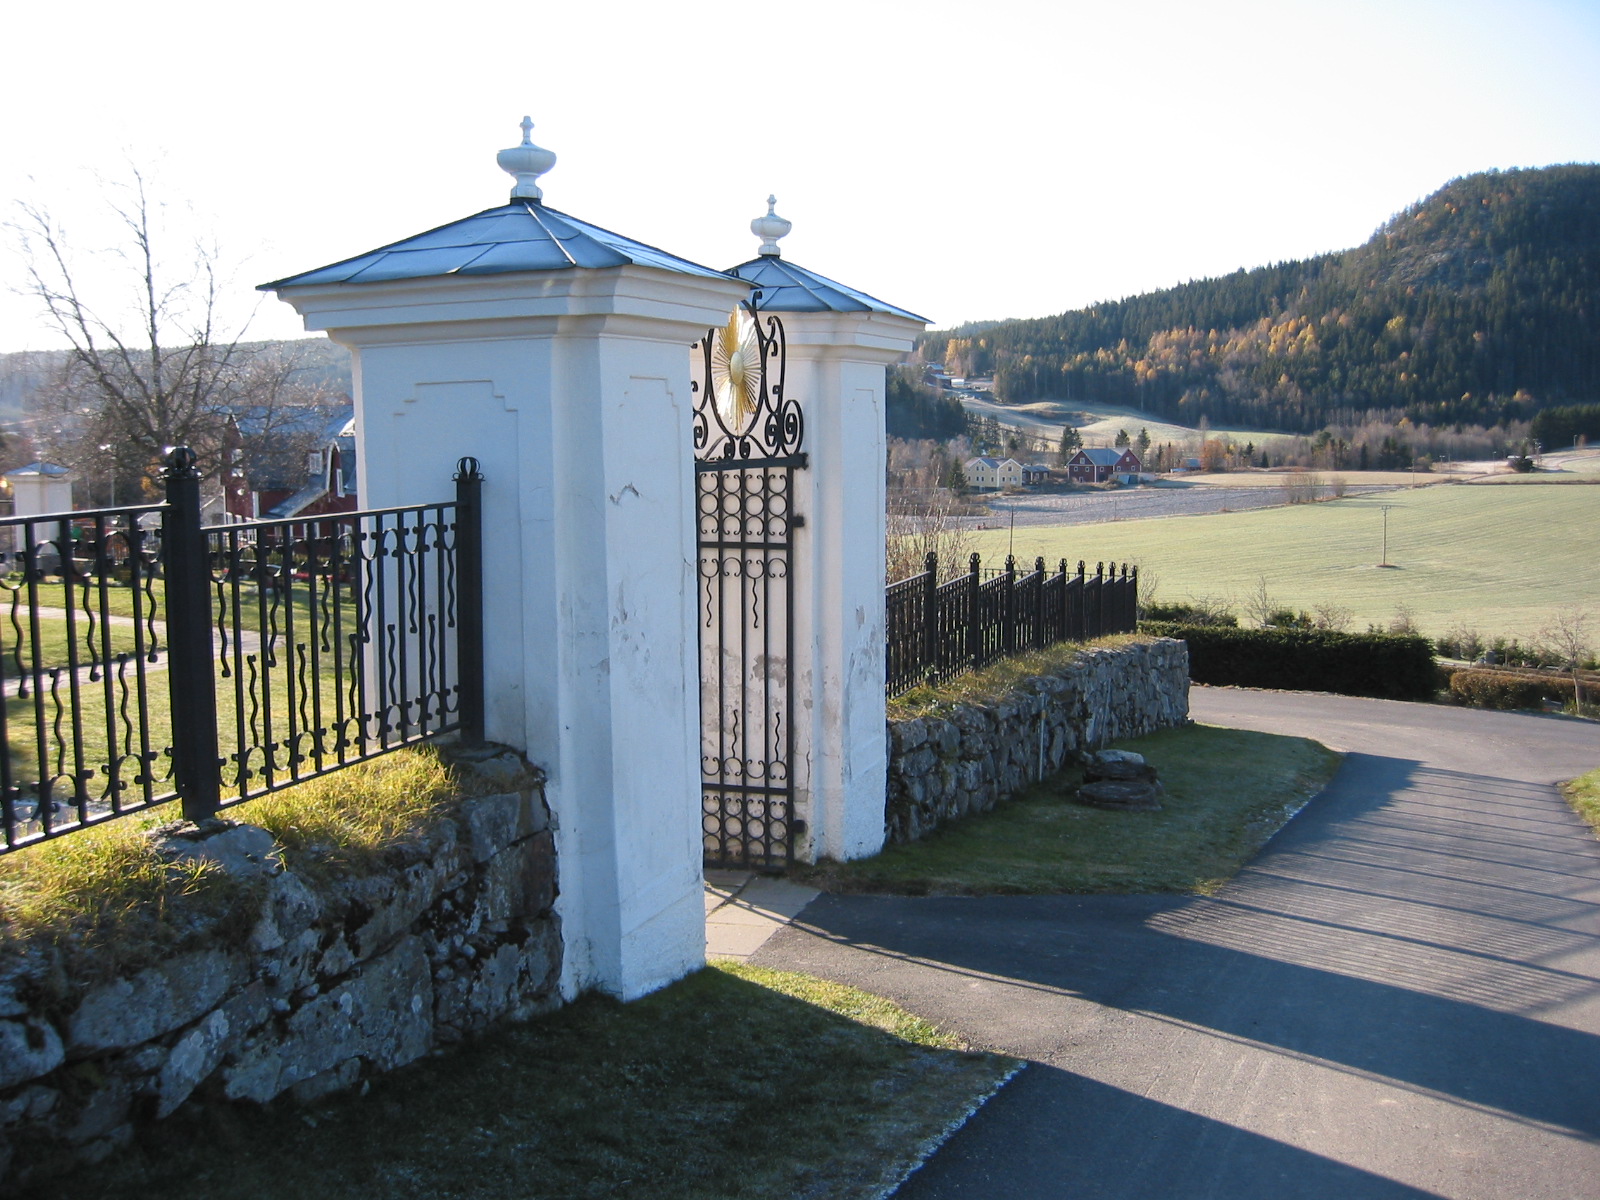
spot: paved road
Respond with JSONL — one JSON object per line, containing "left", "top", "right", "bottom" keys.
{"left": 755, "top": 690, "right": 1600, "bottom": 1199}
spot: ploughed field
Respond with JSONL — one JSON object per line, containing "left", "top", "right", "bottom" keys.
{"left": 963, "top": 481, "right": 1403, "bottom": 531}
{"left": 966, "top": 482, "right": 1598, "bottom": 643}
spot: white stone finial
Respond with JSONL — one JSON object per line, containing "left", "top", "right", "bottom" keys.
{"left": 497, "top": 115, "right": 557, "bottom": 203}
{"left": 751, "top": 194, "right": 792, "bottom": 257}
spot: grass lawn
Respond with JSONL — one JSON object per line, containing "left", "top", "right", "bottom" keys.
{"left": 806, "top": 724, "right": 1341, "bottom": 896}
{"left": 1562, "top": 767, "right": 1600, "bottom": 837}
{"left": 970, "top": 481, "right": 1598, "bottom": 642}
{"left": 0, "top": 617, "right": 148, "bottom": 672}
{"left": 5, "top": 662, "right": 369, "bottom": 836}
{"left": 9, "top": 579, "right": 338, "bottom": 635}
{"left": 34, "top": 963, "right": 1018, "bottom": 1200}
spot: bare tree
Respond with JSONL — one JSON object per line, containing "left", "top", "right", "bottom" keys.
{"left": 1539, "top": 604, "right": 1593, "bottom": 712}
{"left": 1136, "top": 561, "right": 1161, "bottom": 612}
{"left": 8, "top": 168, "right": 330, "bottom": 497}
{"left": 1243, "top": 575, "right": 1280, "bottom": 628}
{"left": 1312, "top": 602, "right": 1354, "bottom": 632}
{"left": 1388, "top": 603, "right": 1421, "bottom": 635}
{"left": 886, "top": 488, "right": 978, "bottom": 585}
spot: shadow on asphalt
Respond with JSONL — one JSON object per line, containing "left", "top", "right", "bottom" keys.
{"left": 761, "top": 748, "right": 1600, "bottom": 1197}
{"left": 903, "top": 1065, "right": 1453, "bottom": 1199}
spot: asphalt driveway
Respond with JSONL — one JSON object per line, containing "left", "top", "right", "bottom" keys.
{"left": 754, "top": 689, "right": 1600, "bottom": 1199}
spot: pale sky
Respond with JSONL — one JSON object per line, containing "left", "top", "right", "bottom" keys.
{"left": 3, "top": 0, "right": 1598, "bottom": 352}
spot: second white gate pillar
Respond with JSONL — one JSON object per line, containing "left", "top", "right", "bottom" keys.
{"left": 729, "top": 202, "right": 926, "bottom": 862}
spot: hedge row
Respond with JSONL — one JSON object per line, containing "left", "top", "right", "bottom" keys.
{"left": 1141, "top": 622, "right": 1436, "bottom": 700}
{"left": 1448, "top": 670, "right": 1582, "bottom": 711}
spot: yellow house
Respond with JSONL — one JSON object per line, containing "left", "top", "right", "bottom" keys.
{"left": 965, "top": 456, "right": 1024, "bottom": 490}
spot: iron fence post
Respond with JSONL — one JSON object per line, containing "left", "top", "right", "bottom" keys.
{"left": 967, "top": 552, "right": 982, "bottom": 669}
{"left": 1003, "top": 554, "right": 1017, "bottom": 656}
{"left": 1058, "top": 559, "right": 1070, "bottom": 642}
{"left": 162, "top": 447, "right": 222, "bottom": 822}
{"left": 1093, "top": 561, "right": 1106, "bottom": 638}
{"left": 454, "top": 458, "right": 486, "bottom": 746}
{"left": 1075, "top": 560, "right": 1087, "bottom": 640}
{"left": 921, "top": 551, "right": 938, "bottom": 679}
{"left": 1033, "top": 556, "right": 1046, "bottom": 650}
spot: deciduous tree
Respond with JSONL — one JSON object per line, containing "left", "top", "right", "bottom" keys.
{"left": 9, "top": 169, "right": 335, "bottom": 498}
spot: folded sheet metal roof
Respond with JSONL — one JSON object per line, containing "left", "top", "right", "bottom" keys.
{"left": 726, "top": 255, "right": 927, "bottom": 322}
{"left": 262, "top": 202, "right": 732, "bottom": 289}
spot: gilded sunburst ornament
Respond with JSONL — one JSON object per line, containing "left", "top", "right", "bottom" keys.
{"left": 710, "top": 308, "right": 761, "bottom": 432}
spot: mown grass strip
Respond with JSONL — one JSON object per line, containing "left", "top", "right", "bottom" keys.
{"left": 37, "top": 963, "right": 1018, "bottom": 1200}
{"left": 805, "top": 724, "right": 1341, "bottom": 896}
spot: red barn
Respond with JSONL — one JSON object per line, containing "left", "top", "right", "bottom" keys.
{"left": 1066, "top": 446, "right": 1142, "bottom": 483}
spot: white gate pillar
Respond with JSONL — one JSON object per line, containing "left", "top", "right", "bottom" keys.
{"left": 264, "top": 123, "right": 750, "bottom": 1000}
{"left": 729, "top": 201, "right": 926, "bottom": 862}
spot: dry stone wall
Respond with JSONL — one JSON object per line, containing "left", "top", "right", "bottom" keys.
{"left": 0, "top": 745, "right": 560, "bottom": 1188}
{"left": 887, "top": 639, "right": 1190, "bottom": 844}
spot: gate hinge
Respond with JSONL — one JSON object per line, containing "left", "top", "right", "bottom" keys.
{"left": 792, "top": 514, "right": 806, "bottom": 528}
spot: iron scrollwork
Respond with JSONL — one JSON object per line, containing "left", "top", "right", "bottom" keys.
{"left": 691, "top": 303, "right": 802, "bottom": 463}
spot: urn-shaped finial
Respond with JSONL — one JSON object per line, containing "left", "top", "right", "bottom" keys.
{"left": 751, "top": 194, "right": 792, "bottom": 257}
{"left": 497, "top": 115, "right": 557, "bottom": 203}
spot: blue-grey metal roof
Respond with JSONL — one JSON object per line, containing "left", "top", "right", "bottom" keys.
{"left": 1077, "top": 447, "right": 1133, "bottom": 466}
{"left": 5, "top": 462, "right": 70, "bottom": 477}
{"left": 727, "top": 256, "right": 928, "bottom": 322}
{"left": 262, "top": 202, "right": 732, "bottom": 290}
{"left": 966, "top": 457, "right": 1021, "bottom": 468}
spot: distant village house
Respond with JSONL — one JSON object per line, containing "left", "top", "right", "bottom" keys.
{"left": 964, "top": 456, "right": 1024, "bottom": 490}
{"left": 222, "top": 404, "right": 357, "bottom": 521}
{"left": 1066, "top": 446, "right": 1143, "bottom": 483}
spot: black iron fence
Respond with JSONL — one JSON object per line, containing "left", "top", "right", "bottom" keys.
{"left": 887, "top": 553, "right": 1138, "bottom": 697}
{"left": 0, "top": 448, "right": 484, "bottom": 855}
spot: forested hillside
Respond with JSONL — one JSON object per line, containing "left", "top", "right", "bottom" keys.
{"left": 924, "top": 165, "right": 1600, "bottom": 433}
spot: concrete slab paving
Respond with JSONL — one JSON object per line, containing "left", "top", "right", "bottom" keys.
{"left": 705, "top": 872, "right": 820, "bottom": 962}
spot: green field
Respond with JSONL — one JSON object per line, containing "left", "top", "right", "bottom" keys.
{"left": 971, "top": 482, "right": 1598, "bottom": 642}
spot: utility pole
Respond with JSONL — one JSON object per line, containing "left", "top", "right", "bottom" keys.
{"left": 1380, "top": 504, "right": 1393, "bottom": 567}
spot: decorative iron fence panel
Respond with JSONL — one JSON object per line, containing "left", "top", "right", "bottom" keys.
{"left": 886, "top": 552, "right": 1138, "bottom": 698}
{"left": 0, "top": 450, "right": 484, "bottom": 856}
{"left": 0, "top": 505, "right": 169, "bottom": 846}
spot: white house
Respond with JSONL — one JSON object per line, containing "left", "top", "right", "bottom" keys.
{"left": 965, "top": 456, "right": 1023, "bottom": 490}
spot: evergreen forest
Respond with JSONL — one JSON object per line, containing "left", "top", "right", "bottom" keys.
{"left": 922, "top": 165, "right": 1600, "bottom": 435}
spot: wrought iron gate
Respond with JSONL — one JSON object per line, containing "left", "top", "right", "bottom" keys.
{"left": 692, "top": 303, "right": 805, "bottom": 869}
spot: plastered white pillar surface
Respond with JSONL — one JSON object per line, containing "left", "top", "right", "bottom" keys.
{"left": 779, "top": 312, "right": 922, "bottom": 863}
{"left": 274, "top": 267, "right": 749, "bottom": 1000}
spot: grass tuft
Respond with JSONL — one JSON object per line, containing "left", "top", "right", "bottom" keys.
{"left": 0, "top": 746, "right": 460, "bottom": 972}
{"left": 888, "top": 634, "right": 1145, "bottom": 721}
{"left": 1561, "top": 767, "right": 1600, "bottom": 836}
{"left": 235, "top": 746, "right": 458, "bottom": 881}
{"left": 806, "top": 724, "right": 1341, "bottom": 896}
{"left": 0, "top": 812, "right": 246, "bottom": 973}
